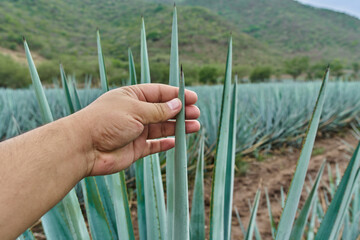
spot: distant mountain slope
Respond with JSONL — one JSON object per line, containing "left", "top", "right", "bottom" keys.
{"left": 153, "top": 0, "right": 360, "bottom": 62}
{"left": 0, "top": 0, "right": 278, "bottom": 66}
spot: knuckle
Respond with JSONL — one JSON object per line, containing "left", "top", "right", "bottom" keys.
{"left": 154, "top": 103, "right": 167, "bottom": 121}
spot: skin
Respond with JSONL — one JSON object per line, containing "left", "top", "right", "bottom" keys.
{"left": 0, "top": 84, "right": 200, "bottom": 239}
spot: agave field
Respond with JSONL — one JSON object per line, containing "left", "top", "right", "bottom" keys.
{"left": 6, "top": 6, "right": 360, "bottom": 240}
{"left": 2, "top": 81, "right": 360, "bottom": 153}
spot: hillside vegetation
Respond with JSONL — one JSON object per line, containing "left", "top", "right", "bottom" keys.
{"left": 0, "top": 0, "right": 359, "bottom": 86}
{"left": 0, "top": 0, "right": 279, "bottom": 85}
{"left": 155, "top": 0, "right": 360, "bottom": 62}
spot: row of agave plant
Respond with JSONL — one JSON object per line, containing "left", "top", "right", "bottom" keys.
{"left": 17, "top": 6, "right": 360, "bottom": 240}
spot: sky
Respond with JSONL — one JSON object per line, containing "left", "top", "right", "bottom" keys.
{"left": 296, "top": 0, "right": 360, "bottom": 19}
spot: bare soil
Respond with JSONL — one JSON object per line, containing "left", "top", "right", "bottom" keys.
{"left": 0, "top": 47, "right": 45, "bottom": 64}
{"left": 222, "top": 130, "right": 358, "bottom": 239}
{"left": 30, "top": 130, "right": 358, "bottom": 239}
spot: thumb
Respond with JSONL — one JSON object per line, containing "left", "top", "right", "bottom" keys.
{"left": 137, "top": 98, "right": 182, "bottom": 124}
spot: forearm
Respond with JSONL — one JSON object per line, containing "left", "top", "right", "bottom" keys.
{"left": 0, "top": 115, "right": 89, "bottom": 239}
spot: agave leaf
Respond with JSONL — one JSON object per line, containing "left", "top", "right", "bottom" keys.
{"left": 210, "top": 36, "right": 232, "bottom": 240}
{"left": 140, "top": 18, "right": 151, "bottom": 84}
{"left": 82, "top": 178, "right": 114, "bottom": 239}
{"left": 289, "top": 160, "right": 325, "bottom": 240}
{"left": 128, "top": 48, "right": 137, "bottom": 85}
{"left": 352, "top": 186, "right": 360, "bottom": 222}
{"left": 234, "top": 206, "right": 246, "bottom": 236}
{"left": 276, "top": 68, "right": 329, "bottom": 240}
{"left": 17, "top": 229, "right": 35, "bottom": 240}
{"left": 315, "top": 142, "right": 360, "bottom": 240}
{"left": 135, "top": 159, "right": 147, "bottom": 240}
{"left": 24, "top": 39, "right": 89, "bottom": 239}
{"left": 128, "top": 46, "right": 147, "bottom": 240}
{"left": 173, "top": 69, "right": 189, "bottom": 240}
{"left": 348, "top": 211, "right": 360, "bottom": 239}
{"left": 71, "top": 80, "right": 82, "bottom": 112}
{"left": 97, "top": 29, "right": 109, "bottom": 92}
{"left": 141, "top": 18, "right": 167, "bottom": 239}
{"left": 166, "top": 147, "right": 175, "bottom": 237}
{"left": 280, "top": 186, "right": 285, "bottom": 209}
{"left": 342, "top": 212, "right": 351, "bottom": 240}
{"left": 60, "top": 64, "right": 75, "bottom": 114}
{"left": 111, "top": 172, "right": 135, "bottom": 240}
{"left": 60, "top": 66, "right": 116, "bottom": 239}
{"left": 245, "top": 190, "right": 261, "bottom": 240}
{"left": 247, "top": 200, "right": 262, "bottom": 240}
{"left": 143, "top": 154, "right": 167, "bottom": 239}
{"left": 190, "top": 136, "right": 205, "bottom": 240}
{"left": 264, "top": 188, "right": 276, "bottom": 239}
{"left": 224, "top": 77, "right": 238, "bottom": 240}
{"left": 327, "top": 163, "right": 335, "bottom": 197}
{"left": 169, "top": 6, "right": 179, "bottom": 88}
{"left": 24, "top": 40, "right": 53, "bottom": 123}
{"left": 335, "top": 163, "right": 341, "bottom": 186}
{"left": 306, "top": 196, "right": 317, "bottom": 240}
{"left": 167, "top": 6, "right": 179, "bottom": 239}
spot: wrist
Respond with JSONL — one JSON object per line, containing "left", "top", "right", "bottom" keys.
{"left": 61, "top": 112, "right": 95, "bottom": 178}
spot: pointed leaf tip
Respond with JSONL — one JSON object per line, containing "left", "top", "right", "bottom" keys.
{"left": 174, "top": 2, "right": 176, "bottom": 7}
{"left": 22, "top": 36, "right": 26, "bottom": 42}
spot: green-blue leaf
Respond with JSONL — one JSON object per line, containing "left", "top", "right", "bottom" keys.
{"left": 276, "top": 68, "right": 329, "bottom": 240}
{"left": 209, "top": 36, "right": 232, "bottom": 240}
{"left": 24, "top": 39, "right": 89, "bottom": 240}
{"left": 140, "top": 18, "right": 167, "bottom": 240}
{"left": 97, "top": 29, "right": 109, "bottom": 92}
{"left": 289, "top": 160, "right": 325, "bottom": 240}
{"left": 315, "top": 142, "right": 360, "bottom": 239}
{"left": 224, "top": 77, "right": 238, "bottom": 240}
{"left": 190, "top": 136, "right": 205, "bottom": 240}
{"left": 173, "top": 69, "right": 189, "bottom": 240}
{"left": 167, "top": 7, "right": 179, "bottom": 239}
{"left": 245, "top": 190, "right": 261, "bottom": 240}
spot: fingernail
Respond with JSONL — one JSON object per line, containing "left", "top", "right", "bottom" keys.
{"left": 167, "top": 98, "right": 181, "bottom": 110}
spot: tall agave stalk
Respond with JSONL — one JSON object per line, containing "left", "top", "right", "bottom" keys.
{"left": 173, "top": 68, "right": 190, "bottom": 240}
{"left": 140, "top": 17, "right": 167, "bottom": 240}
{"left": 276, "top": 68, "right": 329, "bottom": 240}
{"left": 209, "top": 36, "right": 233, "bottom": 240}
{"left": 190, "top": 135, "right": 205, "bottom": 240}
{"left": 24, "top": 40, "right": 90, "bottom": 240}
{"left": 166, "top": 6, "right": 179, "bottom": 240}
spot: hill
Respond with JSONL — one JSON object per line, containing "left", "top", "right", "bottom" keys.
{"left": 0, "top": 0, "right": 279, "bottom": 86}
{"left": 0, "top": 0, "right": 360, "bottom": 87}
{"left": 153, "top": 0, "right": 360, "bottom": 62}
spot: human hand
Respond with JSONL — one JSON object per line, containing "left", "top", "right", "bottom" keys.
{"left": 74, "top": 83, "right": 200, "bottom": 176}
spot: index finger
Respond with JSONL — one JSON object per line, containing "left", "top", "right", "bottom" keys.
{"left": 123, "top": 83, "right": 198, "bottom": 105}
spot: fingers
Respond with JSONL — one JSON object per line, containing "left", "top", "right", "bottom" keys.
{"left": 126, "top": 84, "right": 198, "bottom": 105}
{"left": 184, "top": 105, "right": 200, "bottom": 120}
{"left": 140, "top": 138, "right": 175, "bottom": 158}
{"left": 136, "top": 98, "right": 182, "bottom": 124}
{"left": 147, "top": 120, "right": 200, "bottom": 139}
{"left": 167, "top": 105, "right": 200, "bottom": 120}
{"left": 135, "top": 98, "right": 200, "bottom": 125}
